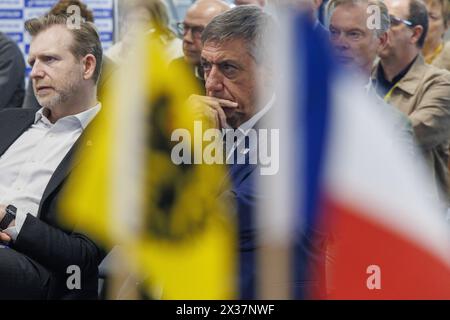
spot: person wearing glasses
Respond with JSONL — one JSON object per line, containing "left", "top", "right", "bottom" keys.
{"left": 328, "top": 0, "right": 390, "bottom": 76}
{"left": 169, "top": 0, "right": 230, "bottom": 93}
{"left": 423, "top": 0, "right": 450, "bottom": 69}
{"left": 372, "top": 0, "right": 450, "bottom": 205}
{"left": 328, "top": 0, "right": 414, "bottom": 147}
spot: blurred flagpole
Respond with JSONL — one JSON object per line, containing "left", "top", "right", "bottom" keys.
{"left": 107, "top": 29, "right": 150, "bottom": 300}
{"left": 257, "top": 2, "right": 299, "bottom": 299}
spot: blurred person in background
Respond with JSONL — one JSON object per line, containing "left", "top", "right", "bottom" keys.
{"left": 0, "top": 32, "right": 25, "bottom": 110}
{"left": 328, "top": 0, "right": 416, "bottom": 296}
{"left": 169, "top": 0, "right": 231, "bottom": 93}
{"left": 328, "top": 0, "right": 415, "bottom": 148}
{"left": 422, "top": 0, "right": 450, "bottom": 190}
{"left": 372, "top": 0, "right": 450, "bottom": 205}
{"left": 234, "top": 0, "right": 266, "bottom": 7}
{"left": 423, "top": 0, "right": 450, "bottom": 69}
{"left": 106, "top": 0, "right": 183, "bottom": 64}
{"left": 329, "top": 0, "right": 388, "bottom": 76}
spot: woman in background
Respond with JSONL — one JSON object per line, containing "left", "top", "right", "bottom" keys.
{"left": 106, "top": 0, "right": 183, "bottom": 64}
{"left": 423, "top": 0, "right": 450, "bottom": 70}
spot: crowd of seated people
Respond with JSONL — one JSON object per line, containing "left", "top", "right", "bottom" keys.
{"left": 0, "top": 0, "right": 449, "bottom": 299}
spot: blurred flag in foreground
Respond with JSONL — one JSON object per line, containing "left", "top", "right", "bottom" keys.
{"left": 260, "top": 7, "right": 450, "bottom": 299}
{"left": 60, "top": 32, "right": 236, "bottom": 299}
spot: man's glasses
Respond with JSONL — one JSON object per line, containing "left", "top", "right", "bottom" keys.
{"left": 389, "top": 15, "right": 414, "bottom": 27}
{"left": 176, "top": 22, "right": 204, "bottom": 39}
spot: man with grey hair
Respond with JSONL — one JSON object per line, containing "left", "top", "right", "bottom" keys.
{"left": 328, "top": 0, "right": 390, "bottom": 76}
{"left": 328, "top": 0, "right": 414, "bottom": 147}
{"left": 327, "top": 0, "right": 418, "bottom": 294}
{"left": 191, "top": 5, "right": 274, "bottom": 130}
{"left": 190, "top": 5, "right": 327, "bottom": 299}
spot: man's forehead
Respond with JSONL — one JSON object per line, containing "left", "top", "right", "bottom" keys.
{"left": 385, "top": 0, "right": 409, "bottom": 17}
{"left": 201, "top": 39, "right": 248, "bottom": 61}
{"left": 29, "top": 25, "right": 72, "bottom": 54}
{"left": 185, "top": 6, "right": 224, "bottom": 26}
{"left": 331, "top": 3, "right": 370, "bottom": 27}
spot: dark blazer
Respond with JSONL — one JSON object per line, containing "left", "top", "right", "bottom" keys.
{"left": 0, "top": 108, "right": 106, "bottom": 299}
{"left": 219, "top": 154, "right": 258, "bottom": 299}
{"left": 219, "top": 112, "right": 327, "bottom": 299}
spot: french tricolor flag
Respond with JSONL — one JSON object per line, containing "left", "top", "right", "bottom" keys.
{"left": 258, "top": 8, "right": 450, "bottom": 299}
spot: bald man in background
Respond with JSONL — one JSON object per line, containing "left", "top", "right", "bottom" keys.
{"left": 169, "top": 0, "right": 231, "bottom": 93}
{"left": 234, "top": 0, "right": 266, "bottom": 7}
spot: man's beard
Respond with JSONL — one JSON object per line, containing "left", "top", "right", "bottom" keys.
{"left": 37, "top": 88, "right": 71, "bottom": 109}
{"left": 35, "top": 73, "right": 81, "bottom": 110}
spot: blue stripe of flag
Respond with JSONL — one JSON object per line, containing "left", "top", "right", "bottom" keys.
{"left": 293, "top": 14, "right": 333, "bottom": 298}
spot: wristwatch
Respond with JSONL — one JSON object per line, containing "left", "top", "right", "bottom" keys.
{"left": 0, "top": 205, "right": 16, "bottom": 231}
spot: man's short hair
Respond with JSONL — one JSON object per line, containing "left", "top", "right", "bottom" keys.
{"left": 327, "top": 0, "right": 391, "bottom": 37}
{"left": 49, "top": 0, "right": 94, "bottom": 22}
{"left": 201, "top": 5, "right": 274, "bottom": 64}
{"left": 25, "top": 14, "right": 103, "bottom": 83}
{"left": 408, "top": 0, "right": 429, "bottom": 48}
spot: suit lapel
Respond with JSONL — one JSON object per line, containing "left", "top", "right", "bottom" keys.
{"left": 219, "top": 152, "right": 258, "bottom": 194}
{"left": 229, "top": 161, "right": 257, "bottom": 186}
{"left": 38, "top": 131, "right": 94, "bottom": 218}
{"left": 0, "top": 110, "right": 36, "bottom": 156}
{"left": 218, "top": 109, "right": 273, "bottom": 193}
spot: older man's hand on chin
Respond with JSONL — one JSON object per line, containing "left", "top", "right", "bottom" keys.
{"left": 188, "top": 94, "right": 237, "bottom": 129}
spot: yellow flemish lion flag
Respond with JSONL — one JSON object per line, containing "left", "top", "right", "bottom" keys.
{"left": 59, "top": 32, "right": 237, "bottom": 299}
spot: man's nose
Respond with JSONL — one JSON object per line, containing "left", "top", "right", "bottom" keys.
{"left": 30, "top": 61, "right": 45, "bottom": 80}
{"left": 183, "top": 27, "right": 194, "bottom": 43}
{"left": 333, "top": 33, "right": 350, "bottom": 50}
{"left": 205, "top": 65, "right": 224, "bottom": 94}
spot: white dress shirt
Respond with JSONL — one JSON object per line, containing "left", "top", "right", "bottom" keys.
{"left": 0, "top": 104, "right": 100, "bottom": 240}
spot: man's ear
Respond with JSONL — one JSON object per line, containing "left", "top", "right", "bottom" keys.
{"left": 82, "top": 54, "right": 97, "bottom": 81}
{"left": 379, "top": 32, "right": 388, "bottom": 48}
{"left": 376, "top": 32, "right": 389, "bottom": 54}
{"left": 410, "top": 25, "right": 424, "bottom": 46}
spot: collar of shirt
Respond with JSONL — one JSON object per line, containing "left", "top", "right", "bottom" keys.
{"left": 222, "top": 95, "right": 275, "bottom": 162}
{"left": 223, "top": 94, "right": 275, "bottom": 139}
{"left": 34, "top": 103, "right": 101, "bottom": 130}
{"left": 373, "top": 55, "right": 418, "bottom": 97}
